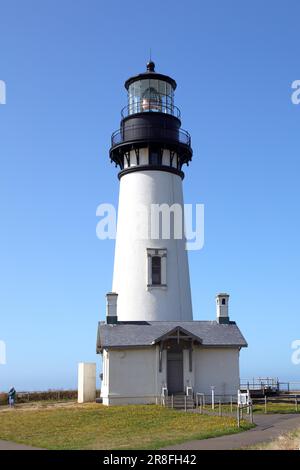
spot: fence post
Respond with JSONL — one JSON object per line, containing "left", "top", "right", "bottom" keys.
{"left": 184, "top": 395, "right": 187, "bottom": 412}
{"left": 230, "top": 396, "right": 233, "bottom": 413}
{"left": 264, "top": 395, "right": 267, "bottom": 414}
{"left": 219, "top": 400, "right": 222, "bottom": 417}
{"left": 237, "top": 406, "right": 240, "bottom": 428}
{"left": 295, "top": 397, "right": 298, "bottom": 412}
{"left": 250, "top": 404, "right": 253, "bottom": 424}
{"left": 171, "top": 394, "right": 174, "bottom": 409}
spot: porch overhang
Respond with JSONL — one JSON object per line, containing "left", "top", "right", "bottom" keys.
{"left": 151, "top": 325, "right": 203, "bottom": 346}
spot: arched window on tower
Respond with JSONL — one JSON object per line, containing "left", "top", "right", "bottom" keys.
{"left": 222, "top": 298, "right": 226, "bottom": 305}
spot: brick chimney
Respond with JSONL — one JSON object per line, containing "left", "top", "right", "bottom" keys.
{"left": 106, "top": 292, "right": 118, "bottom": 324}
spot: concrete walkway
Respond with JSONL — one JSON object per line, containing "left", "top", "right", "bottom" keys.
{"left": 0, "top": 440, "right": 41, "bottom": 450}
{"left": 163, "top": 414, "right": 300, "bottom": 450}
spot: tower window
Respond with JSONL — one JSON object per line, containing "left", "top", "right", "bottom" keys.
{"left": 222, "top": 298, "right": 226, "bottom": 305}
{"left": 149, "top": 150, "right": 160, "bottom": 165}
{"left": 151, "top": 256, "right": 161, "bottom": 285}
{"left": 147, "top": 249, "right": 167, "bottom": 288}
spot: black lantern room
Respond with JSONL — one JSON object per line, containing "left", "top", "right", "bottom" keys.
{"left": 110, "top": 62, "right": 193, "bottom": 179}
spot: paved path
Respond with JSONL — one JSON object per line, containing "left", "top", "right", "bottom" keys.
{"left": 163, "top": 414, "right": 300, "bottom": 450}
{"left": 0, "top": 440, "right": 41, "bottom": 450}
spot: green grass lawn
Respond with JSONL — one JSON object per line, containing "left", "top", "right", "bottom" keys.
{"left": 253, "top": 402, "right": 300, "bottom": 414}
{"left": 0, "top": 403, "right": 253, "bottom": 450}
{"left": 217, "top": 402, "right": 300, "bottom": 415}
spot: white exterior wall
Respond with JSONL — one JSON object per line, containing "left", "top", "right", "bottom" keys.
{"left": 101, "top": 349, "right": 109, "bottom": 399}
{"left": 193, "top": 347, "right": 240, "bottom": 400}
{"left": 112, "top": 169, "right": 193, "bottom": 321}
{"left": 101, "top": 346, "right": 167, "bottom": 405}
{"left": 78, "top": 362, "right": 96, "bottom": 403}
{"left": 183, "top": 349, "right": 195, "bottom": 392}
{"left": 101, "top": 346, "right": 240, "bottom": 405}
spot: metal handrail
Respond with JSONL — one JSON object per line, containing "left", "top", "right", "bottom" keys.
{"left": 111, "top": 125, "right": 191, "bottom": 148}
{"left": 121, "top": 100, "right": 181, "bottom": 119}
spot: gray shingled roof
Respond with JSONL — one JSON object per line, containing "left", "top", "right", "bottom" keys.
{"left": 96, "top": 321, "right": 247, "bottom": 352}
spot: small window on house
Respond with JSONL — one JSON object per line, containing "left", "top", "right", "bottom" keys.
{"left": 151, "top": 256, "right": 161, "bottom": 285}
{"left": 222, "top": 298, "right": 226, "bottom": 305}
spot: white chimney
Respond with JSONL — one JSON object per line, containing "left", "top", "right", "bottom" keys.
{"left": 216, "top": 293, "right": 230, "bottom": 324}
{"left": 106, "top": 292, "right": 118, "bottom": 324}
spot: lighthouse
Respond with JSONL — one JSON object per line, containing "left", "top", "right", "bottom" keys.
{"left": 97, "top": 63, "right": 247, "bottom": 406}
{"left": 110, "top": 61, "right": 193, "bottom": 322}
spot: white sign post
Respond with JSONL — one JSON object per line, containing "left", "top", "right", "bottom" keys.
{"left": 211, "top": 386, "right": 215, "bottom": 410}
{"left": 238, "top": 390, "right": 250, "bottom": 407}
{"left": 237, "top": 390, "right": 253, "bottom": 427}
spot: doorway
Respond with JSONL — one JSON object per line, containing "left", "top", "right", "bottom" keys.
{"left": 167, "top": 351, "right": 183, "bottom": 394}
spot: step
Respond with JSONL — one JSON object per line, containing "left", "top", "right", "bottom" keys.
{"left": 164, "top": 396, "right": 195, "bottom": 409}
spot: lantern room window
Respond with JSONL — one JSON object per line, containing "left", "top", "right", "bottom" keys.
{"left": 142, "top": 87, "right": 162, "bottom": 112}
{"left": 128, "top": 79, "right": 174, "bottom": 116}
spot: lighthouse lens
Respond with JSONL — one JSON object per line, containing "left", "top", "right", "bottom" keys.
{"left": 142, "top": 87, "right": 161, "bottom": 112}
{"left": 128, "top": 79, "right": 174, "bottom": 116}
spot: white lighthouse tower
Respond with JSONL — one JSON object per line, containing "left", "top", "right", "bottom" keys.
{"left": 97, "top": 63, "right": 247, "bottom": 406}
{"left": 110, "top": 61, "right": 193, "bottom": 322}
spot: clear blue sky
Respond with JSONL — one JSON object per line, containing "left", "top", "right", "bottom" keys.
{"left": 0, "top": 0, "right": 299, "bottom": 391}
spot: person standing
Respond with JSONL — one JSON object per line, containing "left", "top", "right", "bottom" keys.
{"left": 8, "top": 387, "right": 16, "bottom": 407}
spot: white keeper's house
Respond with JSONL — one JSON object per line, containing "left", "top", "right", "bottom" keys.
{"left": 96, "top": 62, "right": 247, "bottom": 406}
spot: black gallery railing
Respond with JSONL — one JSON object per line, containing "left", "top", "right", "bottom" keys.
{"left": 121, "top": 100, "right": 181, "bottom": 119}
{"left": 111, "top": 125, "right": 191, "bottom": 148}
